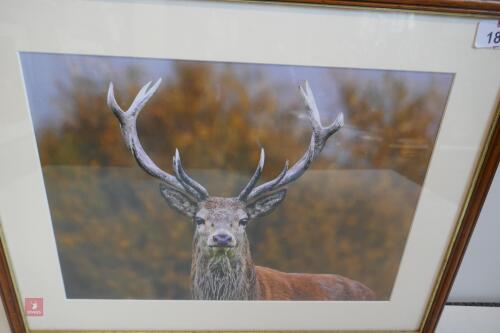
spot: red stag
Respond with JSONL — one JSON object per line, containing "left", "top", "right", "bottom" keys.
{"left": 107, "top": 79, "right": 375, "bottom": 301}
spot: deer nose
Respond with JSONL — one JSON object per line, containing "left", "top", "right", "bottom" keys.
{"left": 213, "top": 233, "right": 233, "bottom": 247}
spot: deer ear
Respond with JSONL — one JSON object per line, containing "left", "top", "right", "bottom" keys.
{"left": 159, "top": 184, "right": 198, "bottom": 217}
{"left": 246, "top": 189, "right": 287, "bottom": 219}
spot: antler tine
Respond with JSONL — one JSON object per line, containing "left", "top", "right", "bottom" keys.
{"left": 108, "top": 79, "right": 196, "bottom": 196}
{"left": 173, "top": 149, "right": 209, "bottom": 200}
{"left": 107, "top": 82, "right": 125, "bottom": 121}
{"left": 246, "top": 160, "right": 289, "bottom": 200}
{"left": 299, "top": 80, "right": 344, "bottom": 155}
{"left": 246, "top": 81, "right": 343, "bottom": 201}
{"left": 238, "top": 148, "right": 265, "bottom": 201}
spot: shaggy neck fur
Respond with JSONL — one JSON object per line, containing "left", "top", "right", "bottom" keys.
{"left": 191, "top": 235, "right": 257, "bottom": 300}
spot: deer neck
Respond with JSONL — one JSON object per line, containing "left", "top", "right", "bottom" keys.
{"left": 191, "top": 235, "right": 257, "bottom": 300}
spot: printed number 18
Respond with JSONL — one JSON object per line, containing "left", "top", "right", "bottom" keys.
{"left": 487, "top": 31, "right": 500, "bottom": 44}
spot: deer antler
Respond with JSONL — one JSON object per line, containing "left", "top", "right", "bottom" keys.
{"left": 107, "top": 79, "right": 209, "bottom": 201}
{"left": 237, "top": 149, "right": 289, "bottom": 201}
{"left": 239, "top": 81, "right": 343, "bottom": 202}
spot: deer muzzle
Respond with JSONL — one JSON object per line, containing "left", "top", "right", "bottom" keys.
{"left": 209, "top": 231, "right": 236, "bottom": 248}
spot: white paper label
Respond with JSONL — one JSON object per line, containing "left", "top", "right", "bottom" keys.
{"left": 475, "top": 20, "right": 500, "bottom": 49}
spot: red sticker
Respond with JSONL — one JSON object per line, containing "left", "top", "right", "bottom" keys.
{"left": 24, "top": 298, "right": 43, "bottom": 316}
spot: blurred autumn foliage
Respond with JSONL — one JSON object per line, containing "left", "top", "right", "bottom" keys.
{"left": 32, "top": 59, "right": 452, "bottom": 300}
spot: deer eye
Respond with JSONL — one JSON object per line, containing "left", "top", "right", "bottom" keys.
{"left": 239, "top": 218, "right": 249, "bottom": 226}
{"left": 194, "top": 217, "right": 205, "bottom": 226}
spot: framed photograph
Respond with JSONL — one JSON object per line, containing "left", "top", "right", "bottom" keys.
{"left": 0, "top": 0, "right": 498, "bottom": 332}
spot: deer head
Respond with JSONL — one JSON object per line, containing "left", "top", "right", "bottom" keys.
{"left": 107, "top": 79, "right": 343, "bottom": 299}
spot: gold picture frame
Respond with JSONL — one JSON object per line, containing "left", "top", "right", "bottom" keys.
{"left": 0, "top": 1, "right": 499, "bottom": 332}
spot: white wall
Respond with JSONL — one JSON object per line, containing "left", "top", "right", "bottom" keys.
{"left": 0, "top": 300, "right": 11, "bottom": 333}
{"left": 437, "top": 306, "right": 500, "bottom": 333}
